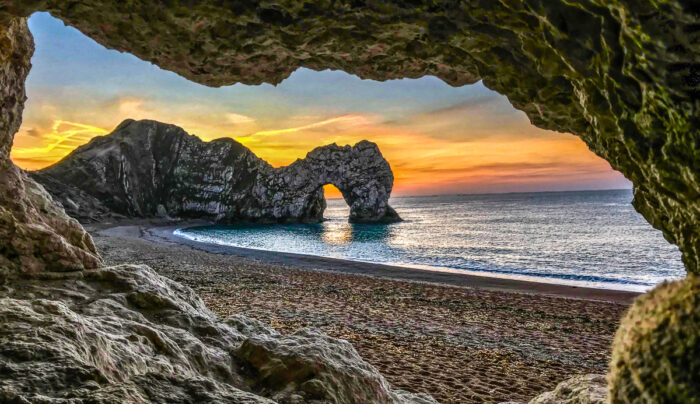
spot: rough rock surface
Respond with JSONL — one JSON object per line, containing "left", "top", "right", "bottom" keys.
{"left": 0, "top": 18, "right": 101, "bottom": 278}
{"left": 0, "top": 264, "right": 437, "bottom": 403}
{"left": 528, "top": 374, "right": 607, "bottom": 404}
{"left": 0, "top": 1, "right": 698, "bottom": 403}
{"left": 608, "top": 276, "right": 700, "bottom": 402}
{"left": 238, "top": 328, "right": 435, "bottom": 403}
{"left": 256, "top": 140, "right": 400, "bottom": 223}
{"left": 29, "top": 169, "right": 123, "bottom": 223}
{"left": 33, "top": 119, "right": 400, "bottom": 224}
{"left": 2, "top": 0, "right": 698, "bottom": 273}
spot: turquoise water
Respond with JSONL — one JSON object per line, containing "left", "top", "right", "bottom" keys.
{"left": 174, "top": 190, "right": 685, "bottom": 291}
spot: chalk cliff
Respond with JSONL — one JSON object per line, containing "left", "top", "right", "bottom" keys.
{"left": 32, "top": 119, "right": 401, "bottom": 224}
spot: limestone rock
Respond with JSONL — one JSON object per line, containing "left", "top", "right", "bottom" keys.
{"left": 0, "top": 161, "right": 102, "bottom": 279}
{"left": 0, "top": 264, "right": 436, "bottom": 404}
{"left": 238, "top": 327, "right": 436, "bottom": 403}
{"left": 254, "top": 140, "right": 401, "bottom": 223}
{"left": 0, "top": 18, "right": 100, "bottom": 278}
{"left": 528, "top": 374, "right": 606, "bottom": 404}
{"left": 30, "top": 169, "right": 121, "bottom": 223}
{"left": 33, "top": 119, "right": 401, "bottom": 224}
{"left": 608, "top": 276, "right": 700, "bottom": 402}
{"left": 0, "top": 18, "right": 30, "bottom": 164}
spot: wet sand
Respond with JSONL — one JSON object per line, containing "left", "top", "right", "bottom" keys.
{"left": 90, "top": 220, "right": 636, "bottom": 403}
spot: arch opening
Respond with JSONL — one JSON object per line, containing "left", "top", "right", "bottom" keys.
{"left": 322, "top": 183, "right": 350, "bottom": 220}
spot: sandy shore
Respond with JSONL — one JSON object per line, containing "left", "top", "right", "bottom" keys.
{"left": 89, "top": 220, "right": 636, "bottom": 404}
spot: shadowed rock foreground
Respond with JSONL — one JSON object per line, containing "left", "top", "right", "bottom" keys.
{"left": 0, "top": 0, "right": 698, "bottom": 402}
{"left": 32, "top": 119, "right": 400, "bottom": 224}
{"left": 0, "top": 263, "right": 436, "bottom": 403}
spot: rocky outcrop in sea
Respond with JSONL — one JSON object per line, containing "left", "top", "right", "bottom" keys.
{"left": 31, "top": 119, "right": 401, "bottom": 224}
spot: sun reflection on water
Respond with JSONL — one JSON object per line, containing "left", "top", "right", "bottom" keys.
{"left": 321, "top": 222, "right": 354, "bottom": 245}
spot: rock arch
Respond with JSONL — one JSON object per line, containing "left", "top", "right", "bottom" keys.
{"left": 30, "top": 119, "right": 400, "bottom": 224}
{"left": 255, "top": 141, "right": 401, "bottom": 223}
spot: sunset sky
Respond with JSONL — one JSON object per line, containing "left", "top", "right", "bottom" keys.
{"left": 11, "top": 12, "right": 631, "bottom": 198}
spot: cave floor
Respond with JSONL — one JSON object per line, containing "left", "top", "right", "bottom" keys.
{"left": 93, "top": 229, "right": 629, "bottom": 404}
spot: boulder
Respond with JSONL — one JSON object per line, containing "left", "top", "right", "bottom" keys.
{"left": 0, "top": 264, "right": 436, "bottom": 404}
{"left": 237, "top": 327, "right": 436, "bottom": 403}
{"left": 528, "top": 374, "right": 606, "bottom": 404}
{"left": 608, "top": 276, "right": 700, "bottom": 402}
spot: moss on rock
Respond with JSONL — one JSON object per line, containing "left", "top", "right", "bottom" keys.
{"left": 608, "top": 276, "right": 700, "bottom": 402}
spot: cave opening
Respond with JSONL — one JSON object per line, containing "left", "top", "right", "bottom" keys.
{"left": 1, "top": 4, "right": 697, "bottom": 404}
{"left": 11, "top": 12, "right": 685, "bottom": 290}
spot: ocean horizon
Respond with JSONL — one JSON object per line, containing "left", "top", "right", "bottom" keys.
{"left": 175, "top": 188, "right": 684, "bottom": 292}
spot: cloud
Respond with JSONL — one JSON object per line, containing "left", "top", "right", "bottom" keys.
{"left": 11, "top": 120, "right": 109, "bottom": 170}
{"left": 382, "top": 96, "right": 550, "bottom": 142}
{"left": 240, "top": 114, "right": 375, "bottom": 139}
{"left": 226, "top": 113, "right": 255, "bottom": 124}
{"left": 115, "top": 96, "right": 153, "bottom": 118}
{"left": 23, "top": 128, "right": 42, "bottom": 138}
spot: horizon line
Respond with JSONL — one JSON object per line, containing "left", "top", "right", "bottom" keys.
{"left": 325, "top": 187, "right": 633, "bottom": 200}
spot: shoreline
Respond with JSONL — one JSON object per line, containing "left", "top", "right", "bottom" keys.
{"left": 91, "top": 219, "right": 640, "bottom": 304}
{"left": 90, "top": 219, "right": 633, "bottom": 403}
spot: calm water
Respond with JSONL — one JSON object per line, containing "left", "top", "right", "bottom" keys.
{"left": 175, "top": 190, "right": 685, "bottom": 291}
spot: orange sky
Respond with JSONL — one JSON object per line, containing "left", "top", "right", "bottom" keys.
{"left": 11, "top": 12, "right": 631, "bottom": 200}
{"left": 11, "top": 108, "right": 624, "bottom": 199}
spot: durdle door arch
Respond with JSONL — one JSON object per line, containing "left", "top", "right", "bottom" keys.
{"left": 258, "top": 140, "right": 402, "bottom": 223}
{"left": 0, "top": 1, "right": 697, "bottom": 402}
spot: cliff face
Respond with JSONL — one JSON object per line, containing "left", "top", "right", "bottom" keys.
{"left": 33, "top": 119, "right": 401, "bottom": 224}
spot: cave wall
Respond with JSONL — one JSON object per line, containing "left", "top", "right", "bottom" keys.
{"left": 1, "top": 0, "right": 697, "bottom": 272}
{"left": 0, "top": 2, "right": 697, "bottom": 402}
{"left": 0, "top": 17, "right": 100, "bottom": 278}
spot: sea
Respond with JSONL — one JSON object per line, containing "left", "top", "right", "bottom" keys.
{"left": 174, "top": 189, "right": 685, "bottom": 292}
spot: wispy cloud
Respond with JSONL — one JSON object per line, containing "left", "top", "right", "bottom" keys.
{"left": 239, "top": 114, "right": 373, "bottom": 139}
{"left": 227, "top": 113, "right": 255, "bottom": 124}
{"left": 11, "top": 120, "right": 109, "bottom": 169}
